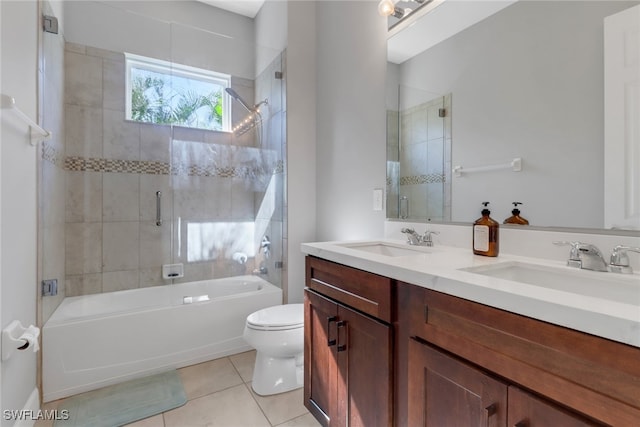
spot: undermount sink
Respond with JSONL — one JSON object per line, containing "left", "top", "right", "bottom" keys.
{"left": 462, "top": 262, "right": 639, "bottom": 304}
{"left": 338, "top": 242, "right": 429, "bottom": 257}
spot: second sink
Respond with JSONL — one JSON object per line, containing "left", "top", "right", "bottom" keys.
{"left": 462, "top": 261, "right": 639, "bottom": 304}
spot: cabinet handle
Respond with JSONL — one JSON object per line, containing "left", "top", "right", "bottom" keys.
{"left": 337, "top": 320, "right": 347, "bottom": 352}
{"left": 327, "top": 316, "right": 337, "bottom": 347}
{"left": 484, "top": 403, "right": 496, "bottom": 427}
{"left": 514, "top": 421, "right": 528, "bottom": 427}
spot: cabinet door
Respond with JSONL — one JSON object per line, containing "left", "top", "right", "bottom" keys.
{"left": 305, "top": 289, "right": 338, "bottom": 426}
{"left": 337, "top": 305, "right": 393, "bottom": 427}
{"left": 408, "top": 338, "right": 508, "bottom": 427}
{"left": 508, "top": 387, "right": 603, "bottom": 427}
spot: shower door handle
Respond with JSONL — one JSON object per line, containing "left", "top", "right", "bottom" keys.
{"left": 156, "top": 191, "right": 162, "bottom": 226}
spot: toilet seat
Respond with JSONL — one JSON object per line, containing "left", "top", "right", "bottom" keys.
{"left": 246, "top": 304, "right": 303, "bottom": 331}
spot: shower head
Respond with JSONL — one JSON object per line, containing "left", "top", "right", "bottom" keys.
{"left": 225, "top": 87, "right": 254, "bottom": 113}
{"left": 226, "top": 87, "right": 269, "bottom": 135}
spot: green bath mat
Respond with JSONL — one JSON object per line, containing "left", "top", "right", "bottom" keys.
{"left": 55, "top": 370, "right": 187, "bottom": 427}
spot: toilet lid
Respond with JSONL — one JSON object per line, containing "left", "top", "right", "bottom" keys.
{"left": 246, "top": 304, "right": 304, "bottom": 330}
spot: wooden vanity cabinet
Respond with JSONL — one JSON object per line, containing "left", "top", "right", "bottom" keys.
{"left": 304, "top": 257, "right": 640, "bottom": 426}
{"left": 407, "top": 338, "right": 508, "bottom": 426}
{"left": 304, "top": 256, "right": 394, "bottom": 427}
{"left": 401, "top": 282, "right": 640, "bottom": 426}
{"left": 507, "top": 386, "right": 602, "bottom": 427}
{"left": 407, "top": 339, "right": 601, "bottom": 426}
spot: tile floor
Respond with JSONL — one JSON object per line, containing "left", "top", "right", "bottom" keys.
{"left": 37, "top": 350, "right": 321, "bottom": 427}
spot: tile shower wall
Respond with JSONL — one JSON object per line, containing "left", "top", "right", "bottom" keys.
{"left": 397, "top": 94, "right": 452, "bottom": 221}
{"left": 63, "top": 42, "right": 286, "bottom": 296}
{"left": 64, "top": 42, "right": 141, "bottom": 296}
{"left": 39, "top": 1, "right": 66, "bottom": 323}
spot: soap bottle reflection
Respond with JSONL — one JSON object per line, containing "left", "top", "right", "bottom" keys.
{"left": 504, "top": 202, "right": 529, "bottom": 225}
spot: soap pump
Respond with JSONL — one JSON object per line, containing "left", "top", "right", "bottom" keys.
{"left": 504, "top": 202, "right": 529, "bottom": 225}
{"left": 473, "top": 202, "right": 499, "bottom": 257}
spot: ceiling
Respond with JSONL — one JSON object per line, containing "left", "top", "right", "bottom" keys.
{"left": 198, "top": 0, "right": 265, "bottom": 18}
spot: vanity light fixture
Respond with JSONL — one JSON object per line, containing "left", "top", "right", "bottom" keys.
{"left": 378, "top": 0, "right": 404, "bottom": 18}
{"left": 378, "top": 0, "right": 430, "bottom": 20}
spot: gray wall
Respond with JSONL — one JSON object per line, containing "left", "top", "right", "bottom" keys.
{"left": 398, "top": 1, "right": 634, "bottom": 228}
{"left": 315, "top": 0, "right": 388, "bottom": 241}
{"left": 1, "top": 0, "right": 39, "bottom": 421}
{"left": 284, "top": 0, "right": 317, "bottom": 303}
{"left": 276, "top": 0, "right": 388, "bottom": 302}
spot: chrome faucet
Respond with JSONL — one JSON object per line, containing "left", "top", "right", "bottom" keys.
{"left": 608, "top": 245, "right": 640, "bottom": 274}
{"left": 253, "top": 264, "right": 268, "bottom": 275}
{"left": 553, "top": 241, "right": 608, "bottom": 272}
{"left": 261, "top": 235, "right": 271, "bottom": 259}
{"left": 401, "top": 228, "right": 439, "bottom": 247}
{"left": 252, "top": 234, "right": 271, "bottom": 275}
{"left": 253, "top": 235, "right": 271, "bottom": 276}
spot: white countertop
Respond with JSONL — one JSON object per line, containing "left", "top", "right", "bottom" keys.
{"left": 301, "top": 239, "right": 640, "bottom": 348}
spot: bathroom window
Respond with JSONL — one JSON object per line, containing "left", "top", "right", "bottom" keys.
{"left": 125, "top": 53, "right": 231, "bottom": 132}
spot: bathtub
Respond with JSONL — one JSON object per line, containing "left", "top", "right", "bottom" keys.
{"left": 42, "top": 275, "right": 282, "bottom": 402}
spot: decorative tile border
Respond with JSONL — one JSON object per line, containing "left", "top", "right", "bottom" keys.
{"left": 65, "top": 157, "right": 172, "bottom": 174}
{"left": 44, "top": 143, "right": 284, "bottom": 179}
{"left": 400, "top": 173, "right": 446, "bottom": 185}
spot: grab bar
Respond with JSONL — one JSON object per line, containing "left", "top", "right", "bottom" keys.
{"left": 155, "top": 191, "right": 162, "bottom": 226}
{"left": 453, "top": 157, "right": 522, "bottom": 177}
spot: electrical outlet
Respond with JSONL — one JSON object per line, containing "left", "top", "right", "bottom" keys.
{"left": 373, "top": 188, "right": 384, "bottom": 211}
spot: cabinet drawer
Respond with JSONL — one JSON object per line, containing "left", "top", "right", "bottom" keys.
{"left": 306, "top": 256, "right": 393, "bottom": 322}
{"left": 403, "top": 283, "right": 640, "bottom": 426}
{"left": 508, "top": 386, "right": 602, "bottom": 427}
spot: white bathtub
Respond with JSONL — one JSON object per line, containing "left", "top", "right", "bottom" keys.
{"left": 42, "top": 275, "right": 282, "bottom": 402}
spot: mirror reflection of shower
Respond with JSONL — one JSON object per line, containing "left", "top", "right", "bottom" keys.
{"left": 386, "top": 88, "right": 452, "bottom": 222}
{"left": 400, "top": 196, "right": 409, "bottom": 219}
{"left": 226, "top": 87, "right": 268, "bottom": 137}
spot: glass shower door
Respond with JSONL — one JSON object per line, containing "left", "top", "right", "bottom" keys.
{"left": 167, "top": 22, "right": 286, "bottom": 289}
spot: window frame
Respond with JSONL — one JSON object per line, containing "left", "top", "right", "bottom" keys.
{"left": 125, "top": 53, "right": 232, "bottom": 132}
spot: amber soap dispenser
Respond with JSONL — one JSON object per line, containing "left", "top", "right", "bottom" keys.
{"left": 473, "top": 202, "right": 499, "bottom": 257}
{"left": 504, "top": 202, "right": 529, "bottom": 225}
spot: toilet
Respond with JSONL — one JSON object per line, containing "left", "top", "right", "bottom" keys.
{"left": 243, "top": 304, "right": 304, "bottom": 396}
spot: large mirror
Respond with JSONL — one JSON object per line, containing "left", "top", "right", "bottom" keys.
{"left": 386, "top": 0, "right": 639, "bottom": 232}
